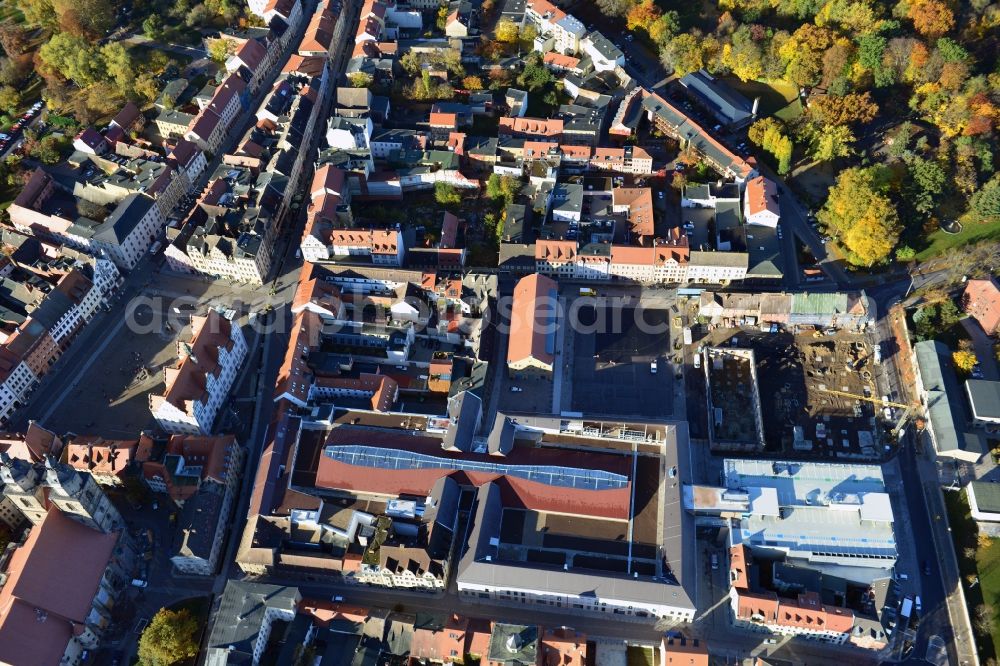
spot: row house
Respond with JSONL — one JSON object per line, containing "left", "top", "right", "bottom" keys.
{"left": 9, "top": 169, "right": 165, "bottom": 271}
{"left": 168, "top": 139, "right": 209, "bottom": 189}
{"left": 534, "top": 235, "right": 690, "bottom": 284}
{"left": 589, "top": 146, "right": 654, "bottom": 175}
{"left": 138, "top": 434, "right": 245, "bottom": 575}
{"left": 0, "top": 256, "right": 119, "bottom": 423}
{"left": 298, "top": 0, "right": 347, "bottom": 61}
{"left": 225, "top": 37, "right": 278, "bottom": 95}
{"left": 498, "top": 116, "right": 563, "bottom": 141}
{"left": 729, "top": 545, "right": 856, "bottom": 645}
{"left": 642, "top": 91, "right": 757, "bottom": 184}
{"left": 149, "top": 308, "right": 247, "bottom": 435}
{"left": 90, "top": 193, "right": 166, "bottom": 271}
{"left": 185, "top": 73, "right": 248, "bottom": 154}
{"left": 165, "top": 206, "right": 276, "bottom": 285}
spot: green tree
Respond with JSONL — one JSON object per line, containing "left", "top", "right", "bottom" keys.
{"left": 749, "top": 117, "right": 795, "bottom": 174}
{"left": 896, "top": 245, "right": 916, "bottom": 261}
{"left": 819, "top": 167, "right": 901, "bottom": 266}
{"left": 143, "top": 15, "right": 165, "bottom": 40}
{"left": 17, "top": 0, "right": 57, "bottom": 27}
{"left": 434, "top": 182, "right": 462, "bottom": 206}
{"left": 806, "top": 123, "right": 854, "bottom": 162}
{"left": 971, "top": 177, "right": 1000, "bottom": 220}
{"left": 485, "top": 173, "right": 519, "bottom": 205}
{"left": 207, "top": 38, "right": 237, "bottom": 64}
{"left": 137, "top": 608, "right": 199, "bottom": 666}
{"left": 436, "top": 3, "right": 449, "bottom": 31}
{"left": 520, "top": 23, "right": 537, "bottom": 43}
{"left": 38, "top": 33, "right": 102, "bottom": 87}
{"left": 857, "top": 34, "right": 895, "bottom": 87}
{"left": 347, "top": 72, "right": 373, "bottom": 88}
{"left": 517, "top": 52, "right": 554, "bottom": 92}
{"left": 595, "top": 0, "right": 634, "bottom": 17}
{"left": 0, "top": 85, "right": 20, "bottom": 114}
{"left": 101, "top": 42, "right": 136, "bottom": 97}
{"left": 662, "top": 33, "right": 704, "bottom": 76}
{"left": 904, "top": 155, "right": 947, "bottom": 217}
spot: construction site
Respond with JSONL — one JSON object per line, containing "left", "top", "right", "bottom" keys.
{"left": 699, "top": 328, "right": 894, "bottom": 459}
{"left": 703, "top": 346, "right": 766, "bottom": 453}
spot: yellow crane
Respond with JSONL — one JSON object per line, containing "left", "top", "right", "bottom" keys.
{"left": 817, "top": 387, "right": 923, "bottom": 438}
{"left": 817, "top": 388, "right": 913, "bottom": 411}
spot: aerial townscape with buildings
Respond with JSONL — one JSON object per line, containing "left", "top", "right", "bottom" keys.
{"left": 1, "top": 0, "right": 1000, "bottom": 664}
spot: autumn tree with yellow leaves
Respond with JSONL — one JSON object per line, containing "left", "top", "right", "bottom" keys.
{"left": 818, "top": 167, "right": 901, "bottom": 267}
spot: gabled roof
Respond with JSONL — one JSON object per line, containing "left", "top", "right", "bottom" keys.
{"left": 745, "top": 176, "right": 780, "bottom": 217}
{"left": 440, "top": 212, "right": 459, "bottom": 249}
{"left": 535, "top": 239, "right": 577, "bottom": 262}
{"left": 507, "top": 273, "right": 557, "bottom": 368}
{"left": 499, "top": 116, "right": 563, "bottom": 138}
{"left": 111, "top": 101, "right": 143, "bottom": 130}
{"left": 0, "top": 509, "right": 119, "bottom": 666}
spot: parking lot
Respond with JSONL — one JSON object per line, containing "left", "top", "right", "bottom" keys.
{"left": 566, "top": 302, "right": 674, "bottom": 419}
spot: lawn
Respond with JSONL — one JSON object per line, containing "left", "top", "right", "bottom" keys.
{"left": 943, "top": 489, "right": 1000, "bottom": 661}
{"left": 626, "top": 646, "right": 655, "bottom": 666}
{"left": 916, "top": 216, "right": 1000, "bottom": 261}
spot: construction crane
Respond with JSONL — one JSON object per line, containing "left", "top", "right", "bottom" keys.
{"left": 817, "top": 387, "right": 922, "bottom": 438}
{"left": 817, "top": 388, "right": 912, "bottom": 410}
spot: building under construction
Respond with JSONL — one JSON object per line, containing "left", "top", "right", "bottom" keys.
{"left": 703, "top": 346, "right": 766, "bottom": 452}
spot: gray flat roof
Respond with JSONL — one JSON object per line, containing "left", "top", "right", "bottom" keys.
{"left": 967, "top": 379, "right": 1000, "bottom": 420}
{"left": 205, "top": 581, "right": 300, "bottom": 666}
{"left": 915, "top": 340, "right": 987, "bottom": 457}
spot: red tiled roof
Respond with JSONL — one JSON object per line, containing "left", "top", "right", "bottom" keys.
{"left": 963, "top": 278, "right": 1000, "bottom": 334}
{"left": 0, "top": 509, "right": 119, "bottom": 666}
{"left": 312, "top": 165, "right": 346, "bottom": 199}
{"left": 507, "top": 273, "right": 558, "bottom": 368}
{"left": 499, "top": 116, "right": 563, "bottom": 138}
{"left": 150, "top": 310, "right": 237, "bottom": 417}
{"left": 535, "top": 239, "right": 577, "bottom": 263}
{"left": 543, "top": 52, "right": 581, "bottom": 69}
{"left": 0, "top": 423, "right": 62, "bottom": 463}
{"left": 610, "top": 245, "right": 654, "bottom": 265}
{"left": 430, "top": 112, "right": 458, "bottom": 128}
{"left": 65, "top": 436, "right": 137, "bottom": 478}
{"left": 233, "top": 38, "right": 267, "bottom": 70}
{"left": 440, "top": 212, "right": 459, "bottom": 249}
{"left": 612, "top": 187, "right": 654, "bottom": 240}
{"left": 745, "top": 176, "right": 779, "bottom": 217}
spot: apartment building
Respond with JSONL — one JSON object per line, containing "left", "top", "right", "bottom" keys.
{"left": 744, "top": 175, "right": 780, "bottom": 227}
{"left": 149, "top": 309, "right": 247, "bottom": 435}
{"left": 185, "top": 73, "right": 248, "bottom": 153}
{"left": 135, "top": 434, "right": 245, "bottom": 575}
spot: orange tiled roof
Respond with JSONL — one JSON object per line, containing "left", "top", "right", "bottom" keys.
{"left": 507, "top": 273, "right": 558, "bottom": 368}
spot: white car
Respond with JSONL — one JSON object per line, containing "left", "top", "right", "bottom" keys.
{"left": 510, "top": 386, "right": 523, "bottom": 392}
